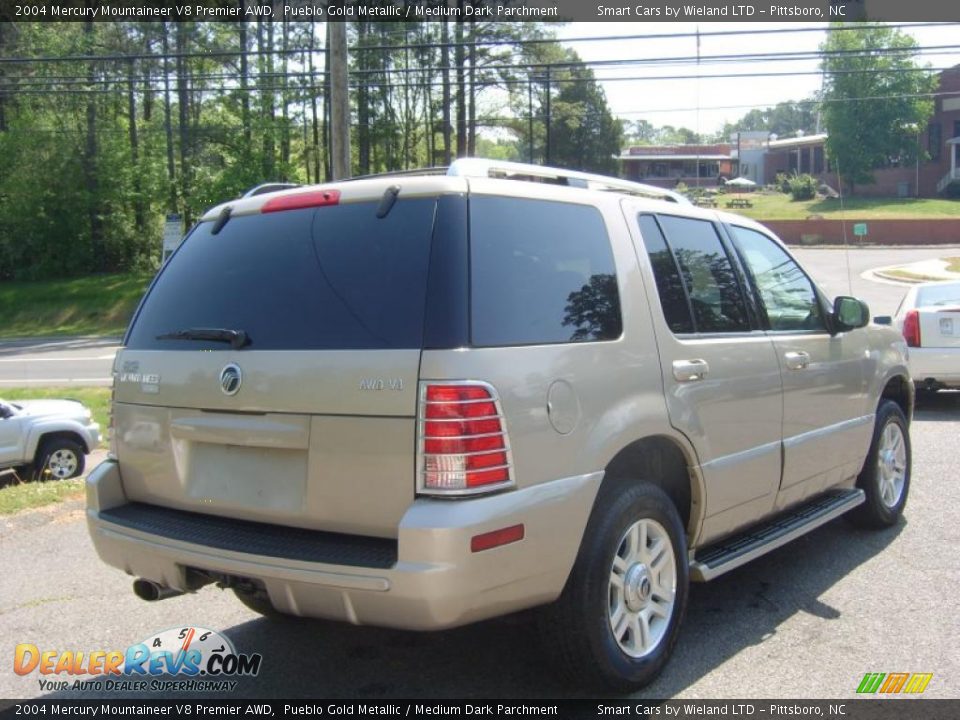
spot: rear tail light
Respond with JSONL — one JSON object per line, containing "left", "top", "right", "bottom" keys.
{"left": 902, "top": 310, "right": 921, "bottom": 347}
{"left": 418, "top": 382, "right": 514, "bottom": 496}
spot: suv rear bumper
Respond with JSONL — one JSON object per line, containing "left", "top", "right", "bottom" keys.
{"left": 86, "top": 460, "right": 601, "bottom": 630}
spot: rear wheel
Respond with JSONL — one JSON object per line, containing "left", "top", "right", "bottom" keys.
{"left": 538, "top": 482, "right": 689, "bottom": 691}
{"left": 34, "top": 438, "right": 85, "bottom": 481}
{"left": 848, "top": 400, "right": 910, "bottom": 528}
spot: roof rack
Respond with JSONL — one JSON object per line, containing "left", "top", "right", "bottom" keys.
{"left": 347, "top": 166, "right": 449, "bottom": 182}
{"left": 241, "top": 182, "right": 302, "bottom": 198}
{"left": 447, "top": 158, "right": 689, "bottom": 204}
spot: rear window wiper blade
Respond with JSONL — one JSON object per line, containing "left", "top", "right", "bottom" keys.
{"left": 156, "top": 327, "right": 250, "bottom": 349}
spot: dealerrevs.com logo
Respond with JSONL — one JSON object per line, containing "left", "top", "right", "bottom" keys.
{"left": 14, "top": 626, "right": 263, "bottom": 693}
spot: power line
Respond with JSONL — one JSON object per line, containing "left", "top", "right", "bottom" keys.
{"left": 5, "top": 64, "right": 954, "bottom": 96}
{"left": 0, "top": 21, "right": 955, "bottom": 66}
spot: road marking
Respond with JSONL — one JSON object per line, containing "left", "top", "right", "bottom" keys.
{"left": 0, "top": 378, "right": 111, "bottom": 384}
{"left": 0, "top": 356, "right": 116, "bottom": 363}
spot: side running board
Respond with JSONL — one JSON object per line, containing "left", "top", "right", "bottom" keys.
{"left": 690, "top": 489, "right": 865, "bottom": 582}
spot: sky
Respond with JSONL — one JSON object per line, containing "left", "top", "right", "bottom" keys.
{"left": 555, "top": 22, "right": 960, "bottom": 139}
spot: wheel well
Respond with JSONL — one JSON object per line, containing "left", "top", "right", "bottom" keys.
{"left": 881, "top": 376, "right": 912, "bottom": 419}
{"left": 35, "top": 431, "right": 88, "bottom": 460}
{"left": 602, "top": 436, "right": 693, "bottom": 532}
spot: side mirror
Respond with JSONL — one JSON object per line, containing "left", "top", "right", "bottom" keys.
{"left": 873, "top": 315, "right": 892, "bottom": 326}
{"left": 833, "top": 296, "right": 870, "bottom": 332}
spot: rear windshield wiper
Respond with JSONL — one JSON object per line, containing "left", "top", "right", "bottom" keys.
{"left": 156, "top": 327, "right": 250, "bottom": 349}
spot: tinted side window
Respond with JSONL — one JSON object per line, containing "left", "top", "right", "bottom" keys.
{"left": 470, "top": 197, "right": 622, "bottom": 346}
{"left": 126, "top": 199, "right": 436, "bottom": 350}
{"left": 656, "top": 215, "right": 750, "bottom": 333}
{"left": 638, "top": 214, "right": 694, "bottom": 334}
{"left": 730, "top": 225, "right": 826, "bottom": 332}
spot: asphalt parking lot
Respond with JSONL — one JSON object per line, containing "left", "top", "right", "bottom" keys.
{"left": 1, "top": 390, "right": 957, "bottom": 700}
{"left": 1, "top": 246, "right": 958, "bottom": 700}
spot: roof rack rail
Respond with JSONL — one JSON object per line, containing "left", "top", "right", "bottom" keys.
{"left": 447, "top": 158, "right": 689, "bottom": 204}
{"left": 347, "top": 166, "right": 449, "bottom": 182}
{"left": 241, "top": 182, "right": 301, "bottom": 198}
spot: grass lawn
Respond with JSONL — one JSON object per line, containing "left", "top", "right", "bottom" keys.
{"left": 725, "top": 192, "right": 960, "bottom": 221}
{"left": 0, "top": 476, "right": 85, "bottom": 515}
{"left": 0, "top": 272, "right": 151, "bottom": 339}
{"left": 0, "top": 386, "right": 109, "bottom": 514}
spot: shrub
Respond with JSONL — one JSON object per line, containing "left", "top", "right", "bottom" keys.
{"left": 788, "top": 174, "right": 818, "bottom": 201}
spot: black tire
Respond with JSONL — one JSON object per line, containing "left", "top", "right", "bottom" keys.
{"left": 233, "top": 587, "right": 287, "bottom": 618}
{"left": 848, "top": 400, "right": 911, "bottom": 529}
{"left": 34, "top": 438, "right": 85, "bottom": 481}
{"left": 537, "top": 482, "right": 689, "bottom": 692}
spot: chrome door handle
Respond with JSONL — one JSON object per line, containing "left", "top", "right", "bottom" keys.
{"left": 784, "top": 351, "right": 810, "bottom": 370}
{"left": 673, "top": 359, "right": 709, "bottom": 382}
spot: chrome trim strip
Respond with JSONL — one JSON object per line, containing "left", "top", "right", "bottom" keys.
{"left": 782, "top": 414, "right": 874, "bottom": 451}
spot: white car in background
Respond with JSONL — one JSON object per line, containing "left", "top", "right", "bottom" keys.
{"left": 0, "top": 398, "right": 100, "bottom": 480}
{"left": 888, "top": 280, "right": 960, "bottom": 393}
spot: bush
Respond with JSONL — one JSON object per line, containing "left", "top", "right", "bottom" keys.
{"left": 775, "top": 173, "right": 792, "bottom": 194}
{"left": 788, "top": 174, "right": 818, "bottom": 201}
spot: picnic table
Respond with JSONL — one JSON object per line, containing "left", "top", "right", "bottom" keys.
{"left": 725, "top": 198, "right": 753, "bottom": 208}
{"left": 694, "top": 197, "right": 718, "bottom": 208}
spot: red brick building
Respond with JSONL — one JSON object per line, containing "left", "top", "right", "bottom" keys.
{"left": 619, "top": 66, "right": 960, "bottom": 198}
{"left": 617, "top": 144, "right": 735, "bottom": 189}
{"left": 764, "top": 65, "right": 960, "bottom": 197}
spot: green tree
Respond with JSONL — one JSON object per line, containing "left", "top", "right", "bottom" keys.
{"left": 547, "top": 50, "right": 622, "bottom": 174}
{"left": 820, "top": 23, "right": 936, "bottom": 195}
{"left": 723, "top": 100, "right": 819, "bottom": 138}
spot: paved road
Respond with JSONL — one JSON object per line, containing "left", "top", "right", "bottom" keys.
{"left": 792, "top": 245, "right": 960, "bottom": 317}
{"left": 0, "top": 337, "right": 119, "bottom": 388}
{"left": 1, "top": 393, "right": 957, "bottom": 700}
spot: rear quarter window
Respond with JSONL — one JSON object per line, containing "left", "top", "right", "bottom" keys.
{"left": 126, "top": 199, "right": 437, "bottom": 350}
{"left": 470, "top": 196, "right": 622, "bottom": 347}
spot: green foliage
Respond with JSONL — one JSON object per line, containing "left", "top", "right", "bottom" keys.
{"left": 723, "top": 100, "right": 819, "bottom": 138}
{"left": 820, "top": 23, "right": 937, "bottom": 195}
{"left": 788, "top": 174, "right": 818, "bottom": 201}
{"left": 0, "top": 272, "right": 150, "bottom": 338}
{"left": 774, "top": 173, "right": 792, "bottom": 194}
{"left": 0, "top": 21, "right": 623, "bottom": 281}
{"left": 548, "top": 53, "right": 622, "bottom": 174}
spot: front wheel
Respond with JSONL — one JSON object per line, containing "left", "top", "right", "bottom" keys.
{"left": 538, "top": 482, "right": 689, "bottom": 691}
{"left": 848, "top": 400, "right": 911, "bottom": 528}
{"left": 34, "top": 438, "right": 85, "bottom": 481}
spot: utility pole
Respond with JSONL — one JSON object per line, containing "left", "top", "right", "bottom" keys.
{"left": 329, "top": 21, "right": 350, "bottom": 180}
{"left": 544, "top": 66, "right": 551, "bottom": 165}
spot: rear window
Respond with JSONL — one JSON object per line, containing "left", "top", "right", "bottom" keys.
{"left": 470, "top": 196, "right": 622, "bottom": 347}
{"left": 916, "top": 283, "right": 960, "bottom": 307}
{"left": 126, "top": 199, "right": 436, "bottom": 350}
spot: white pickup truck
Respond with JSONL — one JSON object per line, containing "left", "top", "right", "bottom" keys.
{"left": 0, "top": 398, "right": 100, "bottom": 480}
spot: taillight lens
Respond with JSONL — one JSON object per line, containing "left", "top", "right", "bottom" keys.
{"left": 902, "top": 309, "right": 921, "bottom": 347}
{"left": 418, "top": 382, "right": 514, "bottom": 495}
{"left": 261, "top": 189, "right": 340, "bottom": 213}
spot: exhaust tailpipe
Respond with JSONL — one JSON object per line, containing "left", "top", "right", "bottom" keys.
{"left": 133, "top": 579, "right": 184, "bottom": 602}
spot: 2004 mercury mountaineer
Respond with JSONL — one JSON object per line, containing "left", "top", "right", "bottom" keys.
{"left": 87, "top": 159, "right": 913, "bottom": 690}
